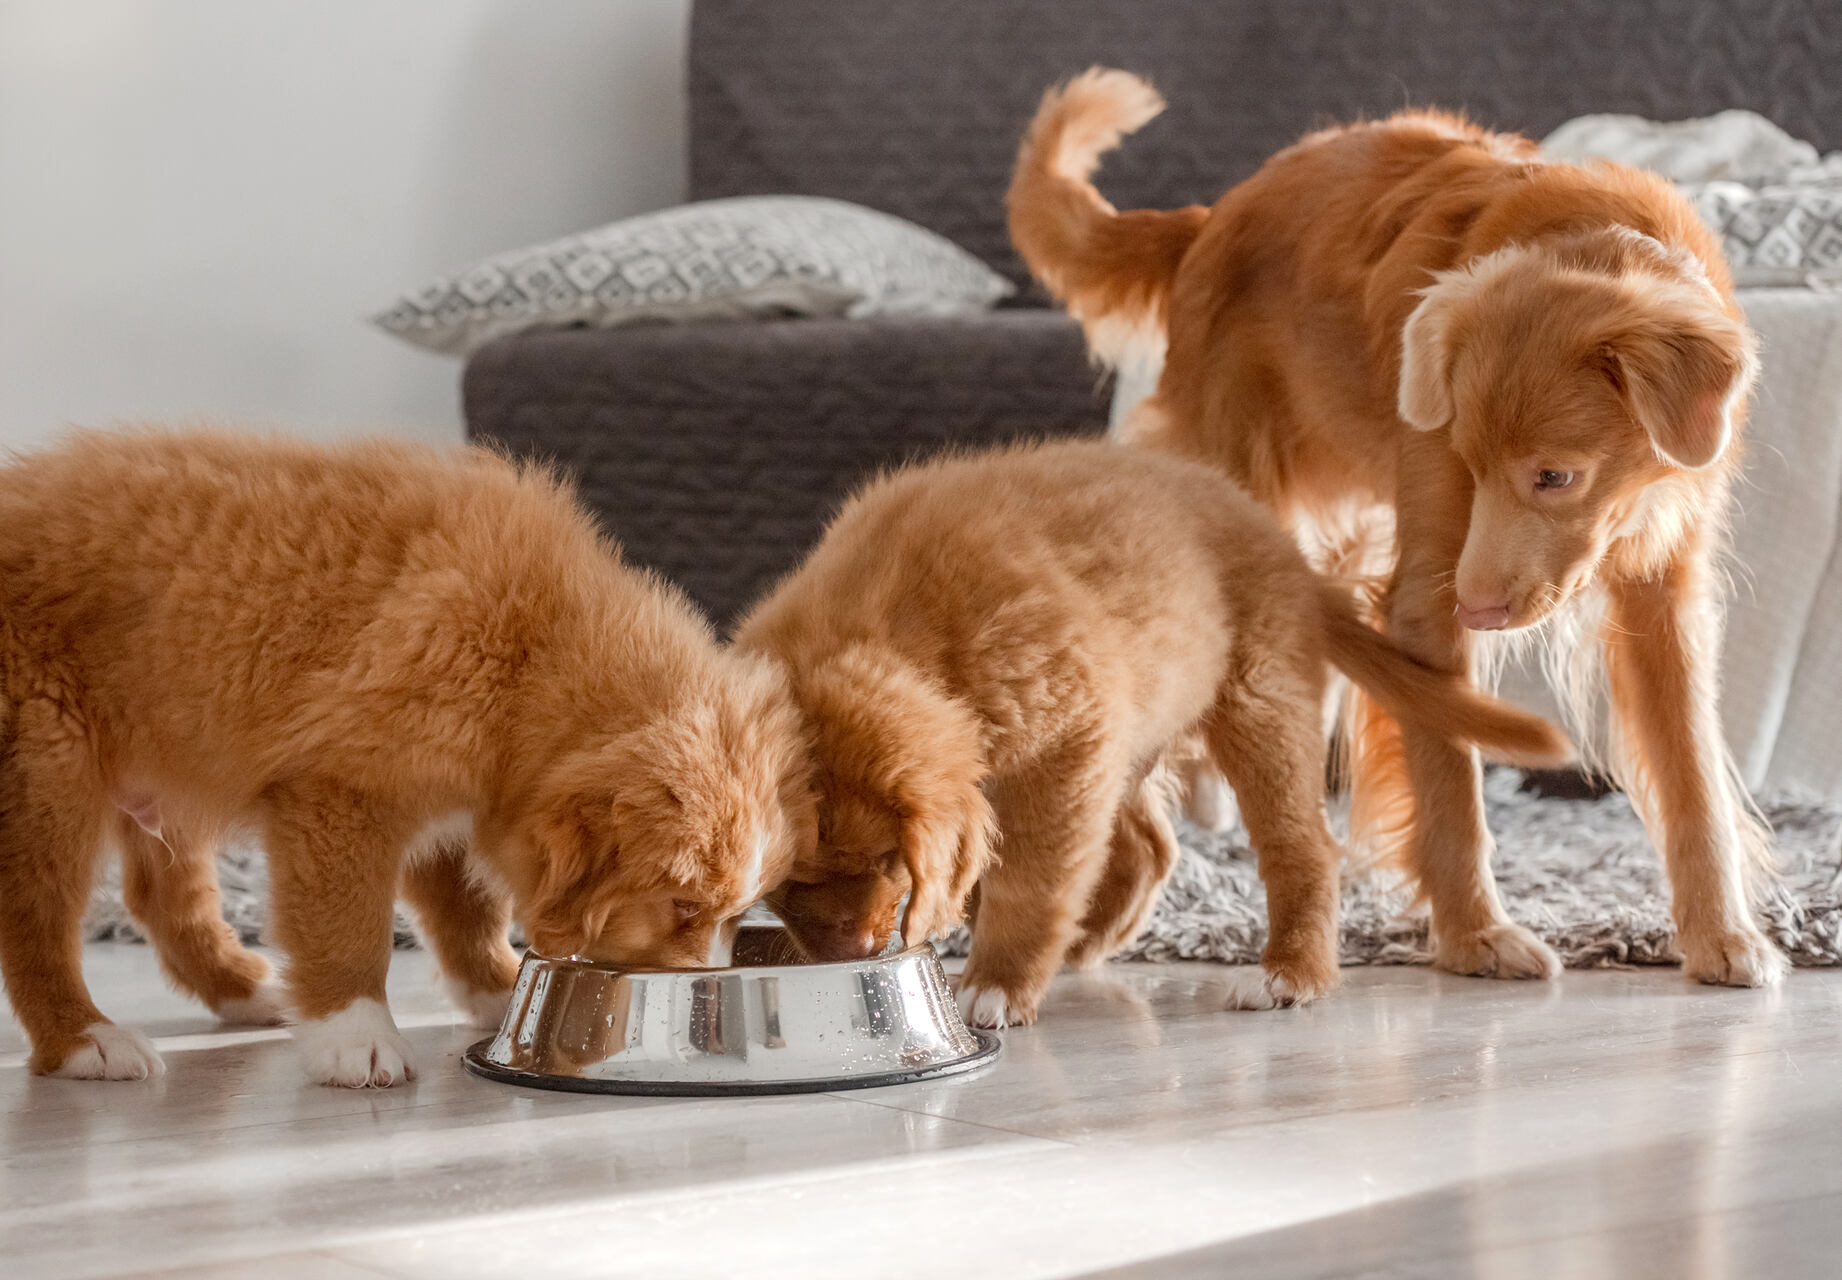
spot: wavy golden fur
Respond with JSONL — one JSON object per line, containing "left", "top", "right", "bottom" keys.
{"left": 1009, "top": 69, "right": 1784, "bottom": 987}
{"left": 0, "top": 429, "right": 812, "bottom": 1084}
{"left": 738, "top": 441, "right": 1566, "bottom": 1027}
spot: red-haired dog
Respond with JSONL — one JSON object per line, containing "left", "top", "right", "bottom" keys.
{"left": 1010, "top": 70, "right": 1781, "bottom": 987}
{"left": 736, "top": 441, "right": 1567, "bottom": 1027}
{"left": 0, "top": 429, "right": 812, "bottom": 1085}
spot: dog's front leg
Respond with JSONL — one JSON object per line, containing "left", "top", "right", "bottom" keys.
{"left": 1605, "top": 558, "right": 1786, "bottom": 987}
{"left": 957, "top": 742, "right": 1126, "bottom": 1028}
{"left": 265, "top": 779, "right": 419, "bottom": 1086}
{"left": 1384, "top": 436, "right": 1560, "bottom": 979}
{"left": 400, "top": 839, "right": 520, "bottom": 1028}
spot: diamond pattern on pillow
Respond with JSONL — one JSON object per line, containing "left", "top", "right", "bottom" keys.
{"left": 374, "top": 196, "right": 1013, "bottom": 356}
{"left": 1651, "top": 143, "right": 1842, "bottom": 288}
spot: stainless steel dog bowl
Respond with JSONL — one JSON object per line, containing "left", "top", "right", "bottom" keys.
{"left": 463, "top": 927, "right": 999, "bottom": 1096}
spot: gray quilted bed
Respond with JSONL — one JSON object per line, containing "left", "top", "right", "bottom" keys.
{"left": 464, "top": 0, "right": 1842, "bottom": 629}
{"left": 464, "top": 311, "right": 1108, "bottom": 629}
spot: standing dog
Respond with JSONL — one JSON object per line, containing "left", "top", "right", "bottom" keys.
{"left": 0, "top": 429, "right": 812, "bottom": 1085}
{"left": 737, "top": 442, "right": 1566, "bottom": 1027}
{"left": 1008, "top": 69, "right": 1782, "bottom": 987}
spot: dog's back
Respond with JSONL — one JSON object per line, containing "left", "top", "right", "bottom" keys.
{"left": 745, "top": 441, "right": 1305, "bottom": 757}
{"left": 1009, "top": 77, "right": 1729, "bottom": 508}
{"left": 0, "top": 428, "right": 640, "bottom": 799}
{"left": 746, "top": 441, "right": 1561, "bottom": 767}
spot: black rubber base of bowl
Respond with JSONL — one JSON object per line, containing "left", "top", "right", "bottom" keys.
{"left": 461, "top": 1030, "right": 1002, "bottom": 1097}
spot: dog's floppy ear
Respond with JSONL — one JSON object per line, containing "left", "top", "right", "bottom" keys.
{"left": 798, "top": 646, "right": 996, "bottom": 945}
{"left": 1397, "top": 286, "right": 1459, "bottom": 431}
{"left": 1598, "top": 304, "right": 1758, "bottom": 470}
{"left": 897, "top": 776, "right": 998, "bottom": 946}
{"left": 521, "top": 750, "right": 624, "bottom": 957}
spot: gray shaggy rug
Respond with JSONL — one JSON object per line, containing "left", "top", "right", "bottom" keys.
{"left": 82, "top": 769, "right": 1842, "bottom": 969}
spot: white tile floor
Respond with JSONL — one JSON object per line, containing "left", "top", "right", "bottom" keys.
{"left": 3, "top": 946, "right": 1839, "bottom": 1279}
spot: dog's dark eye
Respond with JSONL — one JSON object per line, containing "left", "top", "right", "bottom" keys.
{"left": 1536, "top": 470, "right": 1575, "bottom": 491}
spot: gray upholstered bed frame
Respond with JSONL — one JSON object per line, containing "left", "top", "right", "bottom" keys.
{"left": 463, "top": 0, "right": 1841, "bottom": 629}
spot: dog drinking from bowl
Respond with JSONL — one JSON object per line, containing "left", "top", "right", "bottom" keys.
{"left": 0, "top": 428, "right": 814, "bottom": 1085}
{"left": 737, "top": 440, "right": 1568, "bottom": 1027}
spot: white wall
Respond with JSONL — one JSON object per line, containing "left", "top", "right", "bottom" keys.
{"left": 0, "top": 0, "right": 690, "bottom": 450}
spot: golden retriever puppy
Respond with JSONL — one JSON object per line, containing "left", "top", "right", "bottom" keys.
{"left": 1009, "top": 70, "right": 1783, "bottom": 987}
{"left": 0, "top": 429, "right": 812, "bottom": 1085}
{"left": 736, "top": 441, "right": 1567, "bottom": 1027}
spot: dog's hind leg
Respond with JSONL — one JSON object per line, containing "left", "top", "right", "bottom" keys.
{"left": 1067, "top": 761, "right": 1182, "bottom": 968}
{"left": 0, "top": 698, "right": 164, "bottom": 1078}
{"left": 958, "top": 734, "right": 1127, "bottom": 1028}
{"left": 117, "top": 816, "right": 287, "bottom": 1026}
{"left": 1204, "top": 652, "right": 1344, "bottom": 1009}
{"left": 399, "top": 839, "right": 520, "bottom": 1029}
{"left": 1606, "top": 564, "right": 1786, "bottom": 987}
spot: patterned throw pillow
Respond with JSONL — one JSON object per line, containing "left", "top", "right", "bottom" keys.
{"left": 373, "top": 196, "right": 1014, "bottom": 355}
{"left": 1542, "top": 112, "right": 1842, "bottom": 290}
{"left": 1682, "top": 166, "right": 1842, "bottom": 288}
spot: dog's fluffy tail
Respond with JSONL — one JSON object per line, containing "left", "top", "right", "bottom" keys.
{"left": 1006, "top": 68, "right": 1208, "bottom": 366}
{"left": 1317, "top": 580, "right": 1573, "bottom": 768}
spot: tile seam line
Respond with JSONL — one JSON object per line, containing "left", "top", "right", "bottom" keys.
{"left": 827, "top": 1088, "right": 1083, "bottom": 1146}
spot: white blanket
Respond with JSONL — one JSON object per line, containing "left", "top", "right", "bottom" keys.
{"left": 1541, "top": 110, "right": 1820, "bottom": 183}
{"left": 1544, "top": 111, "right": 1842, "bottom": 288}
{"left": 1724, "top": 289, "right": 1842, "bottom": 794}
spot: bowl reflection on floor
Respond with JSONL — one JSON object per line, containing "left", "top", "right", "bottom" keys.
{"left": 463, "top": 927, "right": 999, "bottom": 1096}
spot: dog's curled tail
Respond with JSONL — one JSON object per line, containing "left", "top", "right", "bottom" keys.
{"left": 1317, "top": 580, "right": 1573, "bottom": 768}
{"left": 1006, "top": 68, "right": 1208, "bottom": 367}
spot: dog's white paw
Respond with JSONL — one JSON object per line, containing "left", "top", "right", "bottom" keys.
{"left": 444, "top": 977, "right": 513, "bottom": 1031}
{"left": 1681, "top": 927, "right": 1788, "bottom": 988}
{"left": 1435, "top": 922, "right": 1561, "bottom": 980}
{"left": 52, "top": 1023, "right": 166, "bottom": 1081}
{"left": 212, "top": 979, "right": 292, "bottom": 1027}
{"left": 957, "top": 980, "right": 1035, "bottom": 1029}
{"left": 1223, "top": 968, "right": 1313, "bottom": 1011}
{"left": 293, "top": 998, "right": 416, "bottom": 1088}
